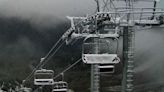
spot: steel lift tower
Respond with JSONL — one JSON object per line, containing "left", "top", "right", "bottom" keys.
{"left": 122, "top": 0, "right": 135, "bottom": 92}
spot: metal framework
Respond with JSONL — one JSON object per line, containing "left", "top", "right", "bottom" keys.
{"left": 21, "top": 0, "right": 164, "bottom": 92}
{"left": 61, "top": 0, "right": 164, "bottom": 92}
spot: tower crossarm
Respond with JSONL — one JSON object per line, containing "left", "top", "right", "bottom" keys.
{"left": 62, "top": 13, "right": 120, "bottom": 44}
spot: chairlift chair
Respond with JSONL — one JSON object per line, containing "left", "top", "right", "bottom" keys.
{"left": 20, "top": 87, "right": 32, "bottom": 92}
{"left": 52, "top": 81, "right": 68, "bottom": 92}
{"left": 82, "top": 37, "right": 120, "bottom": 64}
{"left": 34, "top": 69, "right": 54, "bottom": 86}
{"left": 98, "top": 65, "right": 115, "bottom": 74}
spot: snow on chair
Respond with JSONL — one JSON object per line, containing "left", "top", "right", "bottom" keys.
{"left": 20, "top": 87, "right": 32, "bottom": 92}
{"left": 82, "top": 37, "right": 120, "bottom": 64}
{"left": 52, "top": 81, "right": 68, "bottom": 92}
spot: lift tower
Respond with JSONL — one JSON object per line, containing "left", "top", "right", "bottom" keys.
{"left": 122, "top": 0, "right": 135, "bottom": 92}
{"left": 91, "top": 1, "right": 99, "bottom": 92}
{"left": 91, "top": 1, "right": 118, "bottom": 92}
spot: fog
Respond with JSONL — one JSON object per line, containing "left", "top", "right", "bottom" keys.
{"left": 0, "top": 0, "right": 96, "bottom": 28}
{"left": 134, "top": 28, "right": 164, "bottom": 85}
{"left": 0, "top": 0, "right": 95, "bottom": 18}
{"left": 0, "top": 0, "right": 164, "bottom": 88}
{"left": 0, "top": 0, "right": 158, "bottom": 20}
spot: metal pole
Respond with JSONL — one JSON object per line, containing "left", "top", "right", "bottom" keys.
{"left": 122, "top": 0, "right": 135, "bottom": 91}
{"left": 91, "top": 38, "right": 100, "bottom": 92}
{"left": 96, "top": 0, "right": 100, "bottom": 12}
{"left": 151, "top": 0, "right": 157, "bottom": 20}
{"left": 40, "top": 86, "right": 43, "bottom": 92}
{"left": 122, "top": 26, "right": 128, "bottom": 92}
{"left": 61, "top": 73, "right": 64, "bottom": 81}
{"left": 91, "top": 1, "right": 101, "bottom": 91}
{"left": 122, "top": 26, "right": 135, "bottom": 92}
{"left": 91, "top": 64, "right": 100, "bottom": 92}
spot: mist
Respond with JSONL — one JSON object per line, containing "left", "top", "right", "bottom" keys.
{"left": 0, "top": 0, "right": 96, "bottom": 28}
{"left": 134, "top": 27, "right": 164, "bottom": 86}
{"left": 0, "top": 0, "right": 164, "bottom": 89}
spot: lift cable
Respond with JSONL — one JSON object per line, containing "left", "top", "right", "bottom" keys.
{"left": 23, "top": 37, "right": 64, "bottom": 83}
{"left": 24, "top": 41, "right": 64, "bottom": 83}
{"left": 40, "top": 41, "right": 65, "bottom": 68}
{"left": 23, "top": 12, "right": 97, "bottom": 84}
{"left": 32, "top": 58, "right": 82, "bottom": 91}
{"left": 23, "top": 0, "right": 116, "bottom": 84}
{"left": 44, "top": 38, "right": 63, "bottom": 60}
{"left": 53, "top": 58, "right": 82, "bottom": 80}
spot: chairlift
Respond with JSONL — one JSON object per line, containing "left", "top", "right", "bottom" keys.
{"left": 20, "top": 87, "right": 32, "bottom": 92}
{"left": 52, "top": 81, "right": 68, "bottom": 92}
{"left": 34, "top": 69, "right": 54, "bottom": 85}
{"left": 82, "top": 37, "right": 120, "bottom": 64}
{"left": 98, "top": 65, "right": 115, "bottom": 74}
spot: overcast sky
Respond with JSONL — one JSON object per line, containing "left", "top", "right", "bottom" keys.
{"left": 0, "top": 0, "right": 161, "bottom": 17}
{"left": 0, "top": 0, "right": 162, "bottom": 25}
{"left": 0, "top": 0, "right": 163, "bottom": 84}
{"left": 0, "top": 0, "right": 95, "bottom": 19}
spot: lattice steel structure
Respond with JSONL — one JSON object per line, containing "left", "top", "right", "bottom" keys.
{"left": 61, "top": 0, "right": 164, "bottom": 92}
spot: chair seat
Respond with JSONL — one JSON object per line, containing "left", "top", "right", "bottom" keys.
{"left": 82, "top": 54, "right": 120, "bottom": 64}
